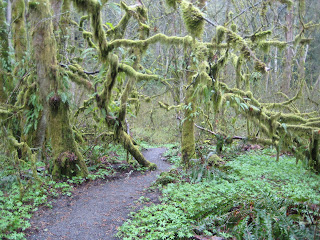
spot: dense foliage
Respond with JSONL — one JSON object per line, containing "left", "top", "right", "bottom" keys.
{"left": 118, "top": 147, "right": 320, "bottom": 239}
{"left": 0, "top": 0, "right": 320, "bottom": 239}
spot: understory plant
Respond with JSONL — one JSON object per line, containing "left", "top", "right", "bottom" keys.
{"left": 0, "top": 142, "right": 134, "bottom": 239}
{"left": 117, "top": 150, "right": 320, "bottom": 240}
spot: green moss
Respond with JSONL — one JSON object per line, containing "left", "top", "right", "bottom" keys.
{"left": 278, "top": 0, "right": 293, "bottom": 8}
{"left": 72, "top": 0, "right": 108, "bottom": 59}
{"left": 30, "top": 0, "right": 88, "bottom": 180}
{"left": 258, "top": 40, "right": 286, "bottom": 53}
{"left": 165, "top": 0, "right": 178, "bottom": 9}
{"left": 216, "top": 26, "right": 248, "bottom": 49}
{"left": 155, "top": 170, "right": 179, "bottom": 186}
{"left": 207, "top": 153, "right": 223, "bottom": 166}
{"left": 181, "top": 1, "right": 205, "bottom": 38}
{"left": 251, "top": 30, "right": 272, "bottom": 42}
{"left": 216, "top": 26, "right": 225, "bottom": 44}
{"left": 230, "top": 23, "right": 237, "bottom": 32}
{"left": 106, "top": 6, "right": 131, "bottom": 39}
{"left": 0, "top": 0, "right": 10, "bottom": 103}
{"left": 12, "top": 0, "right": 27, "bottom": 62}
{"left": 28, "top": 1, "right": 39, "bottom": 10}
{"left": 50, "top": 101, "right": 89, "bottom": 179}
{"left": 254, "top": 60, "right": 267, "bottom": 73}
{"left": 299, "top": 38, "right": 313, "bottom": 45}
{"left": 108, "top": 34, "right": 192, "bottom": 52}
{"left": 299, "top": 0, "right": 305, "bottom": 14}
{"left": 79, "top": 15, "right": 89, "bottom": 31}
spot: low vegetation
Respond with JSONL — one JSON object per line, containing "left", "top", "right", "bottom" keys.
{"left": 0, "top": 143, "right": 140, "bottom": 240}
{"left": 117, "top": 145, "right": 320, "bottom": 240}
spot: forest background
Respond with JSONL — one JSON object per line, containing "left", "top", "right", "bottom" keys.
{"left": 0, "top": 0, "right": 320, "bottom": 239}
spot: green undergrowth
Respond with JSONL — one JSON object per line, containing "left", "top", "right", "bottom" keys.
{"left": 117, "top": 148, "right": 320, "bottom": 240}
{"left": 0, "top": 143, "right": 142, "bottom": 240}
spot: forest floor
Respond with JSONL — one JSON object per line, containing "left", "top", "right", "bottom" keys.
{"left": 25, "top": 148, "right": 171, "bottom": 240}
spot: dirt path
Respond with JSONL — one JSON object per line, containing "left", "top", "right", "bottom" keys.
{"left": 26, "top": 148, "right": 171, "bottom": 240}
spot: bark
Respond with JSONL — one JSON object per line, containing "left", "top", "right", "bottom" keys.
{"left": 30, "top": 0, "right": 88, "bottom": 179}
{"left": 50, "top": 0, "right": 63, "bottom": 31}
{"left": 6, "top": 0, "right": 11, "bottom": 24}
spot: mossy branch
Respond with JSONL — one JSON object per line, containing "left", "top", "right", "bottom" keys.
{"left": 8, "top": 135, "right": 42, "bottom": 182}
{"left": 158, "top": 101, "right": 182, "bottom": 111}
{"left": 59, "top": 64, "right": 93, "bottom": 90}
{"left": 262, "top": 84, "right": 303, "bottom": 111}
{"left": 118, "top": 63, "right": 159, "bottom": 81}
{"left": 107, "top": 34, "right": 193, "bottom": 52}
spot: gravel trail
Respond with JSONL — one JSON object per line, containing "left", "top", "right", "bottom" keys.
{"left": 26, "top": 148, "right": 170, "bottom": 240}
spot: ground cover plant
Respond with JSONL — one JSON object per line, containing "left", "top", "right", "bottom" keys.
{"left": 0, "top": 142, "right": 144, "bottom": 240}
{"left": 117, "top": 146, "right": 320, "bottom": 239}
{"left": 0, "top": 0, "right": 319, "bottom": 239}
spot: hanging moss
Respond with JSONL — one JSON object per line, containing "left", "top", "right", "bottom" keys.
{"left": 240, "top": 46, "right": 251, "bottom": 59}
{"left": 215, "top": 26, "right": 248, "bottom": 50}
{"left": 235, "top": 55, "right": 244, "bottom": 88}
{"left": 230, "top": 23, "right": 237, "bottom": 32}
{"left": 277, "top": 0, "right": 293, "bottom": 8}
{"left": 181, "top": 1, "right": 205, "bottom": 38}
{"left": 261, "top": 2, "right": 268, "bottom": 18}
{"left": 251, "top": 30, "right": 272, "bottom": 42}
{"left": 258, "top": 40, "right": 287, "bottom": 53}
{"left": 215, "top": 26, "right": 225, "bottom": 44}
{"left": 299, "top": 38, "right": 313, "bottom": 45}
{"left": 165, "top": 0, "right": 178, "bottom": 9}
{"left": 72, "top": 0, "right": 108, "bottom": 59}
{"left": 254, "top": 60, "right": 267, "bottom": 73}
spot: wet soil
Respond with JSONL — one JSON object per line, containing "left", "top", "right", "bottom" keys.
{"left": 25, "top": 148, "right": 171, "bottom": 240}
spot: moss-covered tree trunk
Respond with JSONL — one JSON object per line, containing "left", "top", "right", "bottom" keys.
{"left": 0, "top": 0, "right": 9, "bottom": 103}
{"left": 181, "top": 88, "right": 196, "bottom": 167}
{"left": 181, "top": 46, "right": 197, "bottom": 167}
{"left": 12, "top": 0, "right": 27, "bottom": 61}
{"left": 309, "top": 132, "right": 320, "bottom": 172}
{"left": 30, "top": 0, "right": 88, "bottom": 180}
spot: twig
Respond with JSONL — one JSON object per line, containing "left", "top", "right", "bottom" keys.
{"left": 202, "top": 17, "right": 217, "bottom": 27}
{"left": 195, "top": 124, "right": 246, "bottom": 140}
{"left": 195, "top": 124, "right": 216, "bottom": 135}
{"left": 227, "top": 0, "right": 264, "bottom": 25}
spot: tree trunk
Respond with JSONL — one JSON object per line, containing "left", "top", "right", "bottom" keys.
{"left": 181, "top": 89, "right": 196, "bottom": 167}
{"left": 12, "top": 0, "right": 27, "bottom": 61}
{"left": 29, "top": 0, "right": 88, "bottom": 180}
{"left": 0, "top": 0, "right": 10, "bottom": 103}
{"left": 309, "top": 132, "right": 319, "bottom": 172}
{"left": 281, "top": 6, "right": 294, "bottom": 94}
{"left": 181, "top": 50, "right": 196, "bottom": 167}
